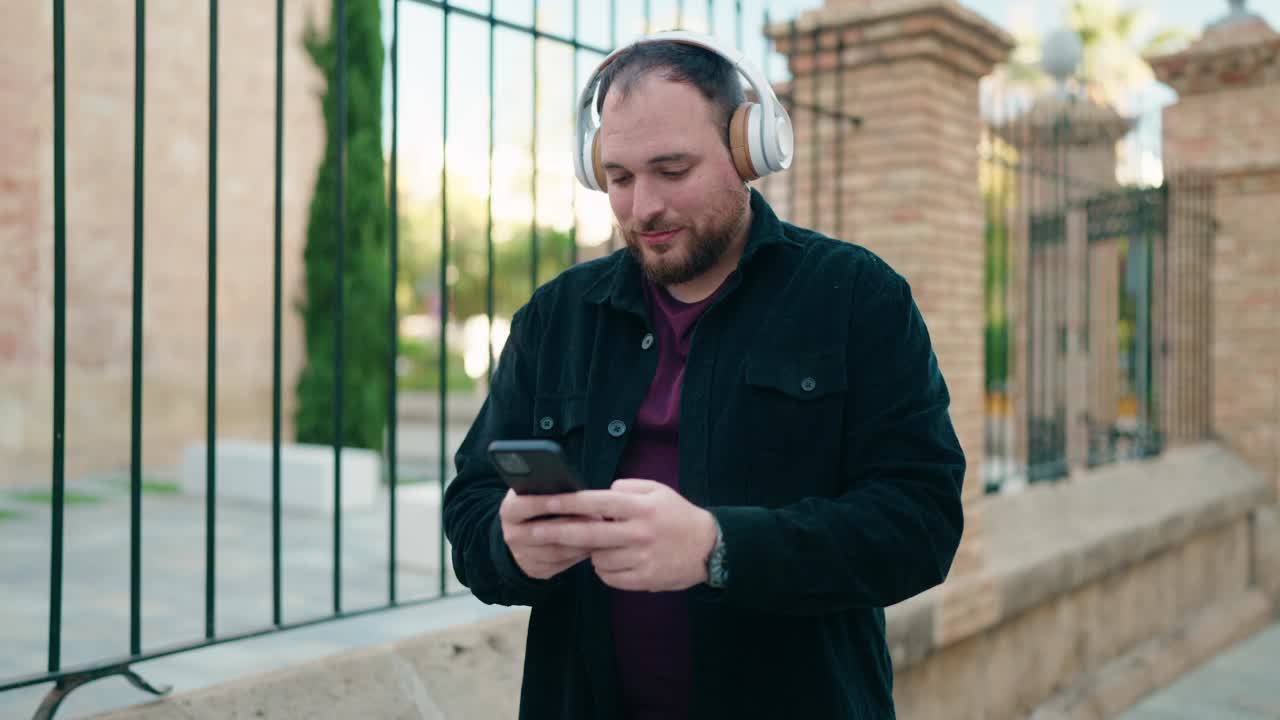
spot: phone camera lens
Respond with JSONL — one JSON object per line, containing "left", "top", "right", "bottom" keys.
{"left": 496, "top": 452, "right": 530, "bottom": 475}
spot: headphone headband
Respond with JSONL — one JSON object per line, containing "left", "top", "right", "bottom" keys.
{"left": 574, "top": 30, "right": 793, "bottom": 191}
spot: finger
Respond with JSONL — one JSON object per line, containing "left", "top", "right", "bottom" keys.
{"left": 505, "top": 516, "right": 591, "bottom": 547}
{"left": 596, "top": 567, "right": 651, "bottom": 592}
{"left": 511, "top": 544, "right": 587, "bottom": 577}
{"left": 590, "top": 547, "right": 643, "bottom": 573}
{"left": 532, "top": 517, "right": 640, "bottom": 549}
{"left": 549, "top": 490, "right": 645, "bottom": 520}
{"left": 610, "top": 478, "right": 662, "bottom": 494}
{"left": 502, "top": 490, "right": 564, "bottom": 523}
{"left": 523, "top": 544, "right": 591, "bottom": 566}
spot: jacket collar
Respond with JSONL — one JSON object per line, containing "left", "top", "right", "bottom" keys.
{"left": 583, "top": 188, "right": 797, "bottom": 314}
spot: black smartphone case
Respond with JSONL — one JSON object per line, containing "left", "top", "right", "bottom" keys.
{"left": 487, "top": 439, "right": 585, "bottom": 495}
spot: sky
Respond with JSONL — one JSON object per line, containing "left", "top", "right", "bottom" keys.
{"left": 388, "top": 0, "right": 1280, "bottom": 245}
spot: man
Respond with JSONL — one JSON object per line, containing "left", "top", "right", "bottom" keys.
{"left": 443, "top": 35, "right": 966, "bottom": 720}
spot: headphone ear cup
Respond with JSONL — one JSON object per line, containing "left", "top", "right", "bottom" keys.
{"left": 591, "top": 130, "right": 608, "bottom": 191}
{"left": 729, "top": 102, "right": 760, "bottom": 182}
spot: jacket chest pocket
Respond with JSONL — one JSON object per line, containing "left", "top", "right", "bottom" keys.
{"left": 737, "top": 348, "right": 847, "bottom": 505}
{"left": 532, "top": 392, "right": 587, "bottom": 474}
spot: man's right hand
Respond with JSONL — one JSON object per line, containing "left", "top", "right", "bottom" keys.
{"left": 499, "top": 489, "right": 594, "bottom": 580}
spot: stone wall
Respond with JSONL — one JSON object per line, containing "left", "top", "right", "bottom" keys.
{"left": 88, "top": 444, "right": 1277, "bottom": 720}
{"left": 0, "top": 0, "right": 328, "bottom": 486}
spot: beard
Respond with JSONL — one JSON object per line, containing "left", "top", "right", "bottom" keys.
{"left": 621, "top": 184, "right": 749, "bottom": 287}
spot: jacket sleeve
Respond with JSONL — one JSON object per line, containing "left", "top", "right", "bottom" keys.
{"left": 443, "top": 301, "right": 567, "bottom": 607}
{"left": 693, "top": 267, "right": 967, "bottom": 614}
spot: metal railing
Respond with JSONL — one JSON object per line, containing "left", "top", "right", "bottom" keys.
{"left": 980, "top": 91, "right": 1216, "bottom": 494}
{"left": 2, "top": 1, "right": 862, "bottom": 717}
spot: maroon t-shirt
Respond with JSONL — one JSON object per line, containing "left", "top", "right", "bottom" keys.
{"left": 610, "top": 275, "right": 725, "bottom": 720}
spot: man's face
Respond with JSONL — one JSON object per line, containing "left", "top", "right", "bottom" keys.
{"left": 598, "top": 74, "right": 749, "bottom": 287}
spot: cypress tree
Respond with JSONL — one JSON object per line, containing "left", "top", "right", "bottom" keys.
{"left": 295, "top": 0, "right": 389, "bottom": 451}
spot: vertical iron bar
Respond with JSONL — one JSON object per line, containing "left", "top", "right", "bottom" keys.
{"left": 205, "top": 0, "right": 219, "bottom": 641}
{"left": 439, "top": 3, "right": 451, "bottom": 598}
{"left": 1146, "top": 210, "right": 1157, "bottom": 450}
{"left": 1189, "top": 176, "right": 1196, "bottom": 440}
{"left": 809, "top": 28, "right": 818, "bottom": 231}
{"left": 270, "top": 0, "right": 285, "bottom": 626}
{"left": 734, "top": 0, "right": 742, "bottom": 52}
{"left": 707, "top": 0, "right": 714, "bottom": 35}
{"left": 486, "top": 0, "right": 496, "bottom": 385}
{"left": 131, "top": 0, "right": 148, "bottom": 656}
{"left": 982, "top": 109, "right": 994, "bottom": 486}
{"left": 787, "top": 19, "right": 797, "bottom": 221}
{"left": 1174, "top": 176, "right": 1183, "bottom": 443}
{"left": 1182, "top": 176, "right": 1192, "bottom": 440}
{"left": 48, "top": 0, "right": 67, "bottom": 674}
{"left": 570, "top": 0, "right": 579, "bottom": 266}
{"left": 1177, "top": 176, "right": 1185, "bottom": 443}
{"left": 1160, "top": 183, "right": 1169, "bottom": 450}
{"left": 1001, "top": 92, "right": 1013, "bottom": 481}
{"left": 333, "top": 0, "right": 347, "bottom": 615}
{"left": 1026, "top": 121, "right": 1037, "bottom": 481}
{"left": 1056, "top": 116, "right": 1067, "bottom": 474}
{"left": 1188, "top": 176, "right": 1194, "bottom": 440}
{"left": 1202, "top": 178, "right": 1212, "bottom": 440}
{"left": 527, "top": 23, "right": 537, "bottom": 292}
{"left": 606, "top": 0, "right": 618, "bottom": 254}
{"left": 1006, "top": 94, "right": 1017, "bottom": 479}
{"left": 530, "top": 10, "right": 539, "bottom": 293}
{"left": 1186, "top": 177, "right": 1193, "bottom": 441}
{"left": 388, "top": 0, "right": 401, "bottom": 605}
{"left": 834, "top": 32, "right": 844, "bottom": 241}
{"left": 1189, "top": 178, "right": 1196, "bottom": 440}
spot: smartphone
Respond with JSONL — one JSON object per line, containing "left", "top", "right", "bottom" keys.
{"left": 487, "top": 439, "right": 585, "bottom": 496}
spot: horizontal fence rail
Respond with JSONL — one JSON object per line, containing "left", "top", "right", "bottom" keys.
{"left": 2, "top": 1, "right": 860, "bottom": 717}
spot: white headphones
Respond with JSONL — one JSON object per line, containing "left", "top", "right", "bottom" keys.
{"left": 573, "top": 29, "right": 795, "bottom": 192}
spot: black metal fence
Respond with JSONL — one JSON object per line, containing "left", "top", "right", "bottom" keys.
{"left": 980, "top": 90, "right": 1216, "bottom": 493}
{"left": 2, "top": 1, "right": 861, "bottom": 717}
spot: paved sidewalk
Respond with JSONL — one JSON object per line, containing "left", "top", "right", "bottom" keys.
{"left": 0, "top": 473, "right": 483, "bottom": 720}
{"left": 1119, "top": 621, "right": 1280, "bottom": 719}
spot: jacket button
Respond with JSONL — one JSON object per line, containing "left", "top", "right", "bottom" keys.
{"left": 539, "top": 416, "right": 555, "bottom": 431}
{"left": 641, "top": 333, "right": 655, "bottom": 350}
{"left": 800, "top": 377, "right": 817, "bottom": 393}
{"left": 607, "top": 420, "right": 627, "bottom": 437}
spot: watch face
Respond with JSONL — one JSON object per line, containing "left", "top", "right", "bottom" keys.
{"left": 708, "top": 541, "right": 728, "bottom": 588}
{"left": 710, "top": 563, "right": 728, "bottom": 588}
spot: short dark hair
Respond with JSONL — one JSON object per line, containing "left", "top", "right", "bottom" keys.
{"left": 595, "top": 40, "right": 747, "bottom": 147}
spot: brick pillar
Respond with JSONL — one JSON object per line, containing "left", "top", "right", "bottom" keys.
{"left": 1150, "top": 10, "right": 1280, "bottom": 491}
{"left": 766, "top": 0, "right": 1013, "bottom": 605}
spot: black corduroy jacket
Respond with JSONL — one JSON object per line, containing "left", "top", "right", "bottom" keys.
{"left": 443, "top": 189, "right": 967, "bottom": 719}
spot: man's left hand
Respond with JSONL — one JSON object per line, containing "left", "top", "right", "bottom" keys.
{"left": 528, "top": 479, "right": 718, "bottom": 592}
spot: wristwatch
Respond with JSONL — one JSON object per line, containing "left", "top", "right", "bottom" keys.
{"left": 706, "top": 518, "right": 729, "bottom": 589}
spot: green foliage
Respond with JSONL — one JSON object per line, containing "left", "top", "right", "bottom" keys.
{"left": 396, "top": 185, "right": 580, "bottom": 323}
{"left": 295, "top": 0, "right": 391, "bottom": 451}
{"left": 984, "top": 188, "right": 1012, "bottom": 389}
{"left": 12, "top": 490, "right": 101, "bottom": 506}
{"left": 398, "top": 337, "right": 476, "bottom": 393}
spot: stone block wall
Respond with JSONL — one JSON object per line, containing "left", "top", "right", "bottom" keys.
{"left": 0, "top": 0, "right": 328, "bottom": 485}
